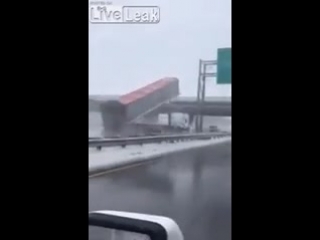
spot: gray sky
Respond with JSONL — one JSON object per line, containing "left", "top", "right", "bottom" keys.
{"left": 89, "top": 0, "right": 231, "bottom": 96}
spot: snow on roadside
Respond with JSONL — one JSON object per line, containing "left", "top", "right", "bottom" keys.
{"left": 89, "top": 136, "right": 231, "bottom": 174}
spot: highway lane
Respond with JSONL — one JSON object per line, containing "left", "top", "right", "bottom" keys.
{"left": 89, "top": 141, "right": 231, "bottom": 240}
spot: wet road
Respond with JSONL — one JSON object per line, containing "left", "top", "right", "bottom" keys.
{"left": 89, "top": 141, "right": 231, "bottom": 240}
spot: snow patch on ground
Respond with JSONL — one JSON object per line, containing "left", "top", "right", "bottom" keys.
{"left": 89, "top": 136, "right": 231, "bottom": 175}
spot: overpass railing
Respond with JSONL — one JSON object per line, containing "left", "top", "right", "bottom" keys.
{"left": 89, "top": 132, "right": 231, "bottom": 149}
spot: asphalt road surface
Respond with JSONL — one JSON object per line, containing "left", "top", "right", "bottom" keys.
{"left": 89, "top": 141, "right": 231, "bottom": 240}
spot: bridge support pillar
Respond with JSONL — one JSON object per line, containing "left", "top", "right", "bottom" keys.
{"left": 189, "top": 114, "right": 195, "bottom": 125}
{"left": 168, "top": 113, "right": 172, "bottom": 126}
{"left": 100, "top": 102, "right": 126, "bottom": 137}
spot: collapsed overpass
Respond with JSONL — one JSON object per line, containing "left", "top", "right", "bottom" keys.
{"left": 99, "top": 77, "right": 180, "bottom": 136}
{"left": 89, "top": 78, "right": 231, "bottom": 137}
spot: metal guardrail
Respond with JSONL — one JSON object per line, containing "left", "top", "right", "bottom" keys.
{"left": 89, "top": 132, "right": 231, "bottom": 149}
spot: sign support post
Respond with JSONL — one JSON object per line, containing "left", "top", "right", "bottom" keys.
{"left": 196, "top": 60, "right": 216, "bottom": 132}
{"left": 195, "top": 47, "right": 231, "bottom": 132}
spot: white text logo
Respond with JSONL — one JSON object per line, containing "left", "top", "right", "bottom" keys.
{"left": 89, "top": 5, "right": 160, "bottom": 24}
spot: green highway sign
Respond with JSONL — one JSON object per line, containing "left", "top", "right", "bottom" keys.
{"left": 217, "top": 48, "right": 231, "bottom": 84}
